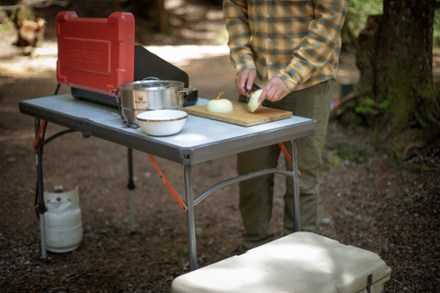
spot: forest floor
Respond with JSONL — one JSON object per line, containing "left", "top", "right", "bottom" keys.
{"left": 0, "top": 0, "right": 439, "bottom": 292}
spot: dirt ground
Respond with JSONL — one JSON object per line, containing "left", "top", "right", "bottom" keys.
{"left": 1, "top": 1, "right": 439, "bottom": 292}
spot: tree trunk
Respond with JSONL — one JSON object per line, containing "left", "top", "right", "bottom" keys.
{"left": 356, "top": 15, "right": 382, "bottom": 96}
{"left": 155, "top": 0, "right": 167, "bottom": 33}
{"left": 354, "top": 0, "right": 440, "bottom": 156}
{"left": 374, "top": 0, "right": 440, "bottom": 144}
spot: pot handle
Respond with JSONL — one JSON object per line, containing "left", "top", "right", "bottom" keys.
{"left": 109, "top": 88, "right": 136, "bottom": 128}
{"left": 178, "top": 88, "right": 198, "bottom": 108}
{"left": 178, "top": 87, "right": 196, "bottom": 96}
{"left": 110, "top": 88, "right": 121, "bottom": 106}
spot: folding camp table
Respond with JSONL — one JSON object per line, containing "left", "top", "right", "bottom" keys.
{"left": 19, "top": 94, "right": 315, "bottom": 270}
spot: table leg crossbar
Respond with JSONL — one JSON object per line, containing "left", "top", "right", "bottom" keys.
{"left": 184, "top": 140, "right": 300, "bottom": 270}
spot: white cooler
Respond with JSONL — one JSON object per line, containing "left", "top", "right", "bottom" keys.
{"left": 171, "top": 232, "right": 391, "bottom": 293}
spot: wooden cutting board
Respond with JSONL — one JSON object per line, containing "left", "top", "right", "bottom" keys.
{"left": 185, "top": 101, "right": 292, "bottom": 126}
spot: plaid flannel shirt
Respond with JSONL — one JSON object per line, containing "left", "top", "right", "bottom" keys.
{"left": 223, "top": 0, "right": 347, "bottom": 91}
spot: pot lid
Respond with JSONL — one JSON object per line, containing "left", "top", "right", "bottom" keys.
{"left": 120, "top": 80, "right": 184, "bottom": 91}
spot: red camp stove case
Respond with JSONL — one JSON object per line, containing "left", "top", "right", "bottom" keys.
{"left": 56, "top": 11, "right": 135, "bottom": 96}
{"left": 56, "top": 11, "right": 198, "bottom": 108}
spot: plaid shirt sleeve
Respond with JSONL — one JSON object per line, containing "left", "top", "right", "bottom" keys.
{"left": 223, "top": 0, "right": 256, "bottom": 72}
{"left": 224, "top": 0, "right": 347, "bottom": 91}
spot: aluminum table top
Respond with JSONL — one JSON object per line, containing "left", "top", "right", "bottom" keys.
{"left": 19, "top": 94, "right": 315, "bottom": 165}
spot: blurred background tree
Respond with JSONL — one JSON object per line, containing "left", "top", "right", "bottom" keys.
{"left": 335, "top": 0, "right": 440, "bottom": 161}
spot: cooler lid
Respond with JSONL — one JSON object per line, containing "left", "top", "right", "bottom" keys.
{"left": 171, "top": 232, "right": 391, "bottom": 293}
{"left": 246, "top": 232, "right": 392, "bottom": 293}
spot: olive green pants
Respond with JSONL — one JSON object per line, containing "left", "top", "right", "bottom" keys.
{"left": 237, "top": 79, "right": 335, "bottom": 251}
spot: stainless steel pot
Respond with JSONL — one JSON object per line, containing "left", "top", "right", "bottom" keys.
{"left": 115, "top": 78, "right": 194, "bottom": 127}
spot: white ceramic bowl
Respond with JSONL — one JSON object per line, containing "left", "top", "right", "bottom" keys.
{"left": 136, "top": 109, "right": 188, "bottom": 136}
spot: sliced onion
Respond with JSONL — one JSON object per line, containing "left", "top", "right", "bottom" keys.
{"left": 248, "top": 89, "right": 263, "bottom": 113}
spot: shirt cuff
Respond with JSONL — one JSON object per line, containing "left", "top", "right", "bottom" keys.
{"left": 276, "top": 70, "right": 300, "bottom": 91}
{"left": 234, "top": 54, "right": 256, "bottom": 72}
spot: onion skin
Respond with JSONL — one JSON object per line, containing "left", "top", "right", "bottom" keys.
{"left": 207, "top": 92, "right": 234, "bottom": 113}
{"left": 207, "top": 99, "right": 233, "bottom": 113}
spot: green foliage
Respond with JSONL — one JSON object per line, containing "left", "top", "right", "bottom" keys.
{"left": 355, "top": 98, "right": 377, "bottom": 116}
{"left": 326, "top": 141, "right": 374, "bottom": 166}
{"left": 9, "top": 5, "right": 35, "bottom": 22}
{"left": 355, "top": 97, "right": 390, "bottom": 117}
{"left": 347, "top": 0, "right": 383, "bottom": 36}
{"left": 0, "top": 22, "right": 14, "bottom": 33}
{"left": 434, "top": 12, "right": 440, "bottom": 47}
{"left": 348, "top": 0, "right": 440, "bottom": 47}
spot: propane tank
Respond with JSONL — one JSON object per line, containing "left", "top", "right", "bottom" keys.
{"left": 44, "top": 185, "right": 83, "bottom": 253}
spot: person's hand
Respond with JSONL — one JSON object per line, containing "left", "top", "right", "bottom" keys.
{"left": 258, "top": 76, "right": 290, "bottom": 103}
{"left": 236, "top": 69, "right": 256, "bottom": 96}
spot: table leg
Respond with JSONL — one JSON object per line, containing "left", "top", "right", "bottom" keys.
{"left": 290, "top": 140, "right": 301, "bottom": 232}
{"left": 127, "top": 148, "right": 136, "bottom": 233}
{"left": 35, "top": 118, "right": 47, "bottom": 259}
{"left": 184, "top": 165, "right": 198, "bottom": 270}
{"left": 39, "top": 213, "right": 47, "bottom": 258}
